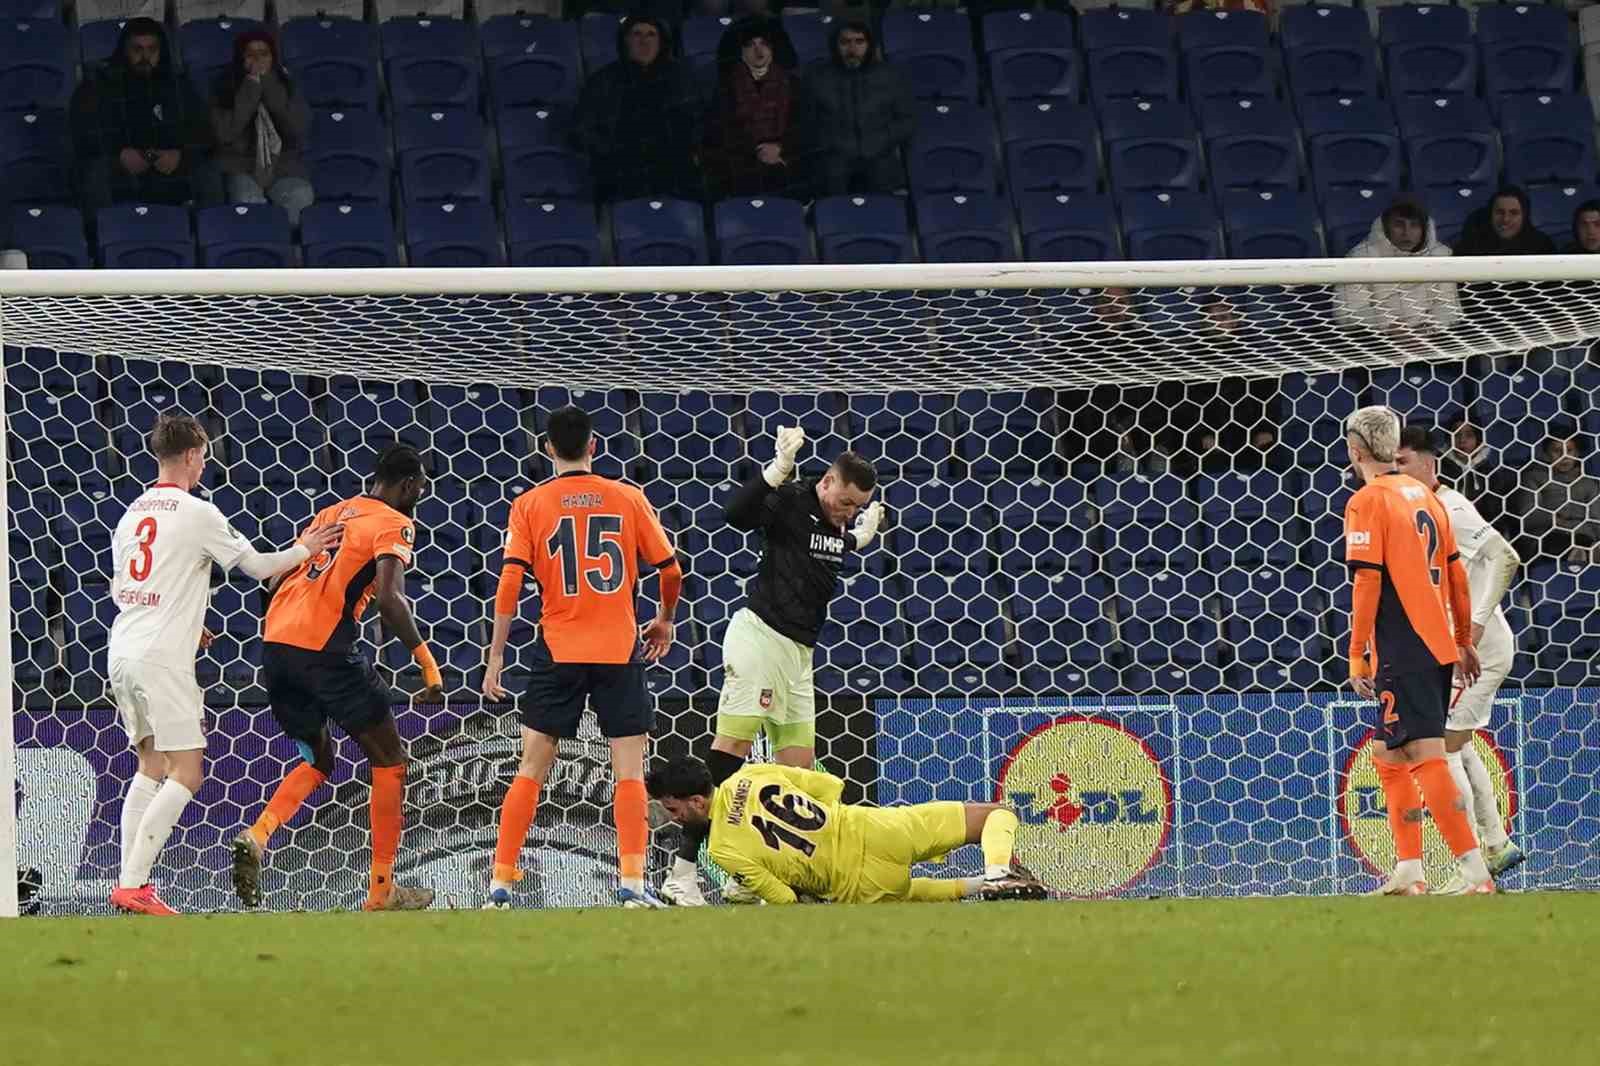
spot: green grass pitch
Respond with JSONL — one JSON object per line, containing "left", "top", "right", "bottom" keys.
{"left": 2, "top": 895, "right": 1593, "bottom": 1066}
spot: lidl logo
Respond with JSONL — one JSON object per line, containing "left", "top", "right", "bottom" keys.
{"left": 996, "top": 716, "right": 1170, "bottom": 897}
{"left": 1339, "top": 728, "right": 1516, "bottom": 883}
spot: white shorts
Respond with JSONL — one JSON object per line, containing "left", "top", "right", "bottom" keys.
{"left": 715, "top": 608, "right": 816, "bottom": 745}
{"left": 1449, "top": 611, "right": 1514, "bottom": 732}
{"left": 109, "top": 657, "right": 206, "bottom": 752}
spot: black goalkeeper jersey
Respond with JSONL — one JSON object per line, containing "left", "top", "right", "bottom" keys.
{"left": 723, "top": 474, "right": 853, "bottom": 648}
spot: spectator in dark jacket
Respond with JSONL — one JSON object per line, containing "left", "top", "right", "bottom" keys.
{"left": 801, "top": 20, "right": 915, "bottom": 197}
{"left": 574, "top": 15, "right": 701, "bottom": 202}
{"left": 704, "top": 18, "right": 806, "bottom": 199}
{"left": 211, "top": 31, "right": 313, "bottom": 226}
{"left": 1564, "top": 199, "right": 1600, "bottom": 253}
{"left": 71, "top": 18, "right": 217, "bottom": 211}
{"left": 1453, "top": 186, "right": 1557, "bottom": 256}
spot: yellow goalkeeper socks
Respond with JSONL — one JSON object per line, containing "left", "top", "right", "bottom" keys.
{"left": 980, "top": 809, "right": 1020, "bottom": 880}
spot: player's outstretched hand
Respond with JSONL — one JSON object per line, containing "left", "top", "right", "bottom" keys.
{"left": 418, "top": 681, "right": 445, "bottom": 703}
{"left": 852, "top": 501, "right": 885, "bottom": 550}
{"left": 482, "top": 655, "right": 508, "bottom": 701}
{"left": 640, "top": 616, "right": 674, "bottom": 661}
{"left": 198, "top": 626, "right": 215, "bottom": 650}
{"left": 1456, "top": 643, "right": 1482, "bottom": 690}
{"left": 763, "top": 425, "right": 807, "bottom": 487}
{"left": 299, "top": 522, "right": 344, "bottom": 558}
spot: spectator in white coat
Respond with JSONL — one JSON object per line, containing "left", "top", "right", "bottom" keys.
{"left": 1336, "top": 198, "right": 1462, "bottom": 333}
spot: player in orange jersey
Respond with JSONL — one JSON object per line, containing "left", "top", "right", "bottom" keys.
{"left": 230, "top": 443, "right": 443, "bottom": 912}
{"left": 1343, "top": 406, "right": 1493, "bottom": 896}
{"left": 481, "top": 406, "right": 683, "bottom": 909}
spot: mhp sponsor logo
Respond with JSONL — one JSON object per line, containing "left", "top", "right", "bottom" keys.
{"left": 996, "top": 716, "right": 1170, "bottom": 897}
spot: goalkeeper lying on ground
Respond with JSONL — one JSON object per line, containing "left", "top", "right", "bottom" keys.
{"left": 645, "top": 758, "right": 1046, "bottom": 904}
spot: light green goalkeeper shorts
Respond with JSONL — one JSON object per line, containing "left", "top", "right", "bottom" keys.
{"left": 715, "top": 608, "right": 816, "bottom": 751}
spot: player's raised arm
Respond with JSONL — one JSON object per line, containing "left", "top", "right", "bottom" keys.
{"left": 236, "top": 515, "right": 344, "bottom": 581}
{"left": 374, "top": 555, "right": 443, "bottom": 702}
{"left": 724, "top": 424, "right": 806, "bottom": 529}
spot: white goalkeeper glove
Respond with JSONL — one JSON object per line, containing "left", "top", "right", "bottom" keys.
{"left": 851, "top": 501, "right": 885, "bottom": 551}
{"left": 763, "top": 425, "right": 806, "bottom": 488}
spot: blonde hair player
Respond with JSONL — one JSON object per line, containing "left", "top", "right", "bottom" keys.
{"left": 106, "top": 412, "right": 341, "bottom": 915}
{"left": 1343, "top": 405, "right": 1493, "bottom": 896}
{"left": 1394, "top": 425, "right": 1526, "bottom": 882}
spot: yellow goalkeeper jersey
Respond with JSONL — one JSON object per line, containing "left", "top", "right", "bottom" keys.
{"left": 707, "top": 764, "right": 866, "bottom": 905}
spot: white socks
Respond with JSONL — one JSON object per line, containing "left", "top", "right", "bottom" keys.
{"left": 961, "top": 876, "right": 986, "bottom": 897}
{"left": 1460, "top": 744, "right": 1510, "bottom": 849}
{"left": 1457, "top": 847, "right": 1491, "bottom": 885}
{"left": 119, "top": 774, "right": 161, "bottom": 884}
{"left": 120, "top": 780, "right": 194, "bottom": 890}
{"left": 1444, "top": 751, "right": 1483, "bottom": 850}
{"left": 1394, "top": 858, "right": 1425, "bottom": 885}
{"left": 670, "top": 857, "right": 698, "bottom": 882}
{"left": 984, "top": 864, "right": 1010, "bottom": 882}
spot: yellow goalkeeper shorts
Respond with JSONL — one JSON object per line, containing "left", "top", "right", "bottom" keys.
{"left": 837, "top": 801, "right": 968, "bottom": 904}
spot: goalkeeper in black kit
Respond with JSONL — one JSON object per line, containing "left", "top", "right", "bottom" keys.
{"left": 661, "top": 426, "right": 885, "bottom": 906}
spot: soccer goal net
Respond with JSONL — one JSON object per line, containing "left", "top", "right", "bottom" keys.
{"left": 6, "top": 257, "right": 1600, "bottom": 917}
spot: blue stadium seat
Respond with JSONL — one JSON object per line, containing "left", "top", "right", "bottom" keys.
{"left": 387, "top": 54, "right": 480, "bottom": 109}
{"left": 281, "top": 17, "right": 376, "bottom": 63}
{"left": 480, "top": 14, "right": 581, "bottom": 65}
{"left": 907, "top": 102, "right": 996, "bottom": 195}
{"left": 1179, "top": 8, "right": 1269, "bottom": 52}
{"left": 1419, "top": 183, "right": 1493, "bottom": 245}
{"left": 95, "top": 204, "right": 194, "bottom": 269}
{"left": 1395, "top": 93, "right": 1493, "bottom": 137}
{"left": 1499, "top": 91, "right": 1593, "bottom": 135}
{"left": 1285, "top": 42, "right": 1380, "bottom": 101}
{"left": 294, "top": 52, "right": 380, "bottom": 111}
{"left": 1120, "top": 189, "right": 1221, "bottom": 260}
{"left": 1018, "top": 191, "right": 1119, "bottom": 261}
{"left": 0, "top": 19, "right": 73, "bottom": 111}
{"left": 1303, "top": 98, "right": 1401, "bottom": 199}
{"left": 1005, "top": 130, "right": 1097, "bottom": 199}
{"left": 713, "top": 196, "right": 813, "bottom": 264}
{"left": 814, "top": 194, "right": 912, "bottom": 263}
{"left": 495, "top": 101, "right": 572, "bottom": 150}
{"left": 893, "top": 45, "right": 979, "bottom": 102}
{"left": 1279, "top": 4, "right": 1368, "bottom": 52}
{"left": 1080, "top": 7, "right": 1167, "bottom": 52}
{"left": 1528, "top": 183, "right": 1600, "bottom": 237}
{"left": 1378, "top": 3, "right": 1470, "bottom": 46}
{"left": 399, "top": 144, "right": 492, "bottom": 202}
{"left": 578, "top": 12, "right": 626, "bottom": 73}
{"left": 881, "top": 8, "right": 978, "bottom": 101}
{"left": 0, "top": 108, "right": 69, "bottom": 204}
{"left": 984, "top": 9, "right": 1072, "bottom": 53}
{"left": 404, "top": 201, "right": 504, "bottom": 266}
{"left": 1385, "top": 42, "right": 1477, "bottom": 99}
{"left": 1196, "top": 94, "right": 1293, "bottom": 138}
{"left": 1221, "top": 188, "right": 1323, "bottom": 258}
{"left": 1406, "top": 130, "right": 1498, "bottom": 195}
{"left": 1001, "top": 99, "right": 1096, "bottom": 143}
{"left": 1505, "top": 128, "right": 1598, "bottom": 188}
{"left": 1087, "top": 45, "right": 1179, "bottom": 106}
{"left": 488, "top": 49, "right": 581, "bottom": 109}
{"left": 502, "top": 145, "right": 590, "bottom": 201}
{"left": 394, "top": 106, "right": 483, "bottom": 151}
{"left": 1101, "top": 96, "right": 1194, "bottom": 143}
{"left": 1298, "top": 94, "right": 1396, "bottom": 139}
{"left": 300, "top": 201, "right": 397, "bottom": 266}
{"left": 78, "top": 18, "right": 131, "bottom": 67}
{"left": 613, "top": 197, "right": 707, "bottom": 266}
{"left": 680, "top": 14, "right": 733, "bottom": 61}
{"left": 1483, "top": 41, "right": 1576, "bottom": 111}
{"left": 915, "top": 192, "right": 1016, "bottom": 262}
{"left": 956, "top": 389, "right": 1060, "bottom": 477}
{"left": 988, "top": 47, "right": 1080, "bottom": 102}
{"left": 306, "top": 109, "right": 389, "bottom": 201}
{"left": 10, "top": 205, "right": 88, "bottom": 268}
{"left": 197, "top": 203, "right": 293, "bottom": 268}
{"left": 381, "top": 16, "right": 476, "bottom": 60}
{"left": 179, "top": 17, "right": 264, "bottom": 91}
{"left": 505, "top": 199, "right": 601, "bottom": 266}
{"left": 1183, "top": 45, "right": 1275, "bottom": 108}
{"left": 845, "top": 393, "right": 953, "bottom": 480}
{"left": 1206, "top": 125, "right": 1301, "bottom": 192}
{"left": 1103, "top": 100, "right": 1201, "bottom": 196}
{"left": 782, "top": 11, "right": 836, "bottom": 67}
{"left": 639, "top": 392, "right": 742, "bottom": 479}
{"left": 1477, "top": 3, "right": 1568, "bottom": 47}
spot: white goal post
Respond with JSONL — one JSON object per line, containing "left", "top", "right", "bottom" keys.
{"left": 6, "top": 253, "right": 1600, "bottom": 916}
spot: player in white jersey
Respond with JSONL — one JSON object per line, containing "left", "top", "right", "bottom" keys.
{"left": 1396, "top": 427, "right": 1527, "bottom": 883}
{"left": 106, "top": 413, "right": 341, "bottom": 915}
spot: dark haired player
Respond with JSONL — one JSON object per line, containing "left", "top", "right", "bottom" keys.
{"left": 663, "top": 427, "right": 884, "bottom": 906}
{"left": 231, "top": 443, "right": 441, "bottom": 912}
{"left": 481, "top": 406, "right": 682, "bottom": 909}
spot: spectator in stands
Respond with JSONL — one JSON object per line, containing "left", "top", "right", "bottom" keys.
{"left": 1442, "top": 420, "right": 1512, "bottom": 522}
{"left": 704, "top": 18, "right": 806, "bottom": 199}
{"left": 1454, "top": 186, "right": 1557, "bottom": 256}
{"left": 1564, "top": 199, "right": 1600, "bottom": 254}
{"left": 1516, "top": 433, "right": 1600, "bottom": 564}
{"left": 574, "top": 16, "right": 701, "bottom": 203}
{"left": 210, "top": 31, "right": 313, "bottom": 227}
{"left": 802, "top": 20, "right": 915, "bottom": 197}
{"left": 71, "top": 18, "right": 217, "bottom": 212}
{"left": 1238, "top": 426, "right": 1291, "bottom": 474}
{"left": 1334, "top": 198, "right": 1462, "bottom": 333}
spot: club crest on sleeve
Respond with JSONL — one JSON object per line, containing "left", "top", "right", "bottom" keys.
{"left": 759, "top": 688, "right": 774, "bottom": 709}
{"left": 402, "top": 526, "right": 415, "bottom": 544}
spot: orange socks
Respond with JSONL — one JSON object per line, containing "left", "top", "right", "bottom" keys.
{"left": 367, "top": 764, "right": 406, "bottom": 903}
{"left": 493, "top": 775, "right": 542, "bottom": 885}
{"left": 1411, "top": 757, "right": 1478, "bottom": 858}
{"left": 249, "top": 762, "right": 328, "bottom": 849}
{"left": 1374, "top": 757, "right": 1424, "bottom": 863}
{"left": 614, "top": 778, "right": 648, "bottom": 887}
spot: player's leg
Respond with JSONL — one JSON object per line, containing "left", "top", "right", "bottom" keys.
{"left": 1397, "top": 665, "right": 1494, "bottom": 894}
{"left": 111, "top": 659, "right": 162, "bottom": 896}
{"left": 1450, "top": 619, "right": 1524, "bottom": 874}
{"left": 1368, "top": 738, "right": 1428, "bottom": 895}
{"left": 596, "top": 662, "right": 664, "bottom": 908}
{"left": 771, "top": 639, "right": 817, "bottom": 770}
